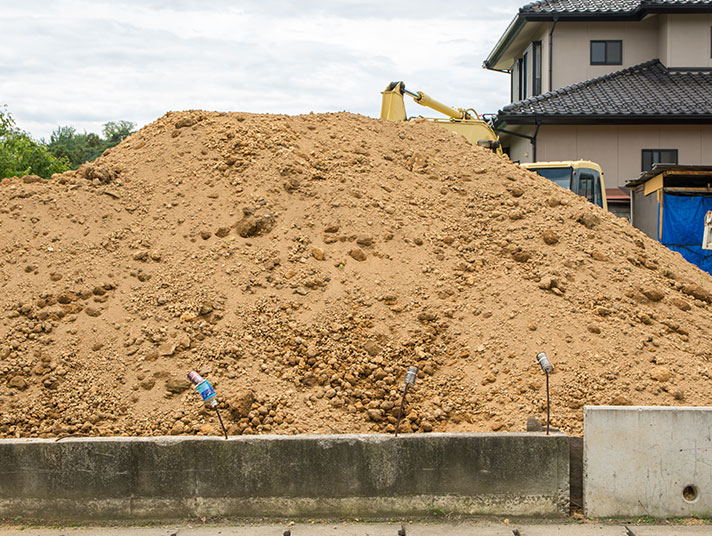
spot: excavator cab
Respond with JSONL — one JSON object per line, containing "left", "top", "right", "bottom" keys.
{"left": 380, "top": 82, "right": 502, "bottom": 154}
{"left": 523, "top": 161, "right": 607, "bottom": 210}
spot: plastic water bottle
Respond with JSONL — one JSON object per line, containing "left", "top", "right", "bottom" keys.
{"left": 187, "top": 371, "right": 218, "bottom": 407}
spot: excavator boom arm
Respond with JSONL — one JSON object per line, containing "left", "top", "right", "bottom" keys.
{"left": 404, "top": 88, "right": 469, "bottom": 120}
{"left": 381, "top": 81, "right": 475, "bottom": 121}
{"left": 379, "top": 81, "right": 500, "bottom": 154}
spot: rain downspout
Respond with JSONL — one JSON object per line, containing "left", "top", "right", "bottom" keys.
{"left": 492, "top": 123, "right": 541, "bottom": 162}
{"left": 549, "top": 17, "right": 558, "bottom": 92}
{"left": 532, "top": 122, "right": 541, "bottom": 162}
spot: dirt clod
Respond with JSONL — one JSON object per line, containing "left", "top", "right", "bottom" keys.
{"left": 577, "top": 213, "right": 600, "bottom": 229}
{"left": 641, "top": 287, "right": 665, "bottom": 302}
{"left": 349, "top": 248, "right": 367, "bottom": 261}
{"left": 542, "top": 230, "right": 559, "bottom": 245}
{"left": 229, "top": 391, "right": 255, "bottom": 420}
{"left": 166, "top": 378, "right": 189, "bottom": 394}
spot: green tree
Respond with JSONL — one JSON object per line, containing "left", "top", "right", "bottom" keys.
{"left": 48, "top": 125, "right": 84, "bottom": 165}
{"left": 0, "top": 106, "right": 13, "bottom": 136}
{"left": 84, "top": 132, "right": 108, "bottom": 163}
{"left": 102, "top": 120, "right": 135, "bottom": 146}
{"left": 0, "top": 106, "right": 69, "bottom": 180}
{"left": 47, "top": 120, "right": 135, "bottom": 169}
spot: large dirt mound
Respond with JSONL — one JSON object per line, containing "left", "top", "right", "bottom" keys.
{"left": 2, "top": 111, "right": 712, "bottom": 438}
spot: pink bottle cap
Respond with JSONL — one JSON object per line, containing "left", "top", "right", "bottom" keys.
{"left": 187, "top": 371, "right": 204, "bottom": 385}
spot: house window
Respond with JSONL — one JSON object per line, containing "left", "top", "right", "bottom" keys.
{"left": 532, "top": 41, "right": 542, "bottom": 95}
{"left": 590, "top": 40, "right": 622, "bottom": 65}
{"left": 513, "top": 58, "right": 523, "bottom": 102}
{"left": 642, "top": 149, "right": 678, "bottom": 172}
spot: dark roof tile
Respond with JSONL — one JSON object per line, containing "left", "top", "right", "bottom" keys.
{"left": 521, "top": 0, "right": 710, "bottom": 15}
{"left": 499, "top": 60, "right": 712, "bottom": 120}
{"left": 522, "top": 0, "right": 640, "bottom": 14}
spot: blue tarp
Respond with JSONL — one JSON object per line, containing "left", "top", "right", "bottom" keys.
{"left": 661, "top": 192, "right": 712, "bottom": 274}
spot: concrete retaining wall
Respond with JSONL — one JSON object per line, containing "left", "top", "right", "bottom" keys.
{"left": 584, "top": 406, "right": 712, "bottom": 518}
{"left": 0, "top": 433, "right": 569, "bottom": 519}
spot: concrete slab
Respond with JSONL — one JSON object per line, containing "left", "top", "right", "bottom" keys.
{"left": 0, "top": 433, "right": 569, "bottom": 519}
{"left": 1, "top": 523, "right": 707, "bottom": 535}
{"left": 0, "top": 523, "right": 634, "bottom": 536}
{"left": 1, "top": 523, "right": 709, "bottom": 535}
{"left": 0, "top": 521, "right": 712, "bottom": 536}
{"left": 629, "top": 527, "right": 712, "bottom": 536}
{"left": 584, "top": 406, "right": 712, "bottom": 518}
{"left": 515, "top": 526, "right": 628, "bottom": 535}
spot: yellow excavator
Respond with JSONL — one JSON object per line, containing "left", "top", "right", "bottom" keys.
{"left": 380, "top": 81, "right": 607, "bottom": 209}
{"left": 380, "top": 81, "right": 502, "bottom": 154}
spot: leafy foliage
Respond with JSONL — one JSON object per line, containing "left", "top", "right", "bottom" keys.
{"left": 102, "top": 121, "right": 135, "bottom": 146}
{"left": 0, "top": 106, "right": 70, "bottom": 180}
{"left": 48, "top": 119, "right": 135, "bottom": 169}
{"left": 0, "top": 106, "right": 136, "bottom": 179}
{"left": 0, "top": 107, "right": 14, "bottom": 136}
{"left": 47, "top": 126, "right": 103, "bottom": 167}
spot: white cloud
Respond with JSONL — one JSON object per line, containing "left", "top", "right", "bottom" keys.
{"left": 1, "top": 0, "right": 523, "bottom": 140}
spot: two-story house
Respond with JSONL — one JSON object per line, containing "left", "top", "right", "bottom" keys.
{"left": 484, "top": 0, "right": 712, "bottom": 218}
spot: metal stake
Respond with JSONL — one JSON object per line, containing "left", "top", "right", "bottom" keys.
{"left": 395, "top": 384, "right": 410, "bottom": 438}
{"left": 395, "top": 366, "right": 419, "bottom": 437}
{"left": 215, "top": 406, "right": 228, "bottom": 439}
{"left": 545, "top": 371, "right": 550, "bottom": 436}
{"left": 536, "top": 353, "right": 554, "bottom": 436}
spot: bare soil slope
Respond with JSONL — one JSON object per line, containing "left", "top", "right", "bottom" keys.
{"left": 2, "top": 111, "right": 712, "bottom": 438}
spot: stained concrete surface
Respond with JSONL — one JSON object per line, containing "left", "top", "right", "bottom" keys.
{"left": 0, "top": 523, "right": 708, "bottom": 535}
{"left": 629, "top": 528, "right": 712, "bottom": 535}
{"left": 584, "top": 406, "right": 712, "bottom": 518}
{"left": 0, "top": 434, "right": 569, "bottom": 519}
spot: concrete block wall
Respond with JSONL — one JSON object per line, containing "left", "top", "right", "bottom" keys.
{"left": 0, "top": 433, "right": 569, "bottom": 519}
{"left": 584, "top": 406, "right": 712, "bottom": 518}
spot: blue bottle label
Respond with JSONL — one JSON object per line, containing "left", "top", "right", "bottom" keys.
{"left": 196, "top": 380, "right": 216, "bottom": 401}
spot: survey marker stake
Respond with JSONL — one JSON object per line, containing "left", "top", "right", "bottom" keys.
{"left": 536, "top": 352, "right": 554, "bottom": 435}
{"left": 395, "top": 366, "right": 418, "bottom": 437}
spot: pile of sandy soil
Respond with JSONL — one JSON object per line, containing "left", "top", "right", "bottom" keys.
{"left": 2, "top": 110, "right": 712, "bottom": 438}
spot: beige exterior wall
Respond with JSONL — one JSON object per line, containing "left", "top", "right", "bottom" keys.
{"left": 504, "top": 13, "right": 712, "bottom": 102}
{"left": 659, "top": 14, "right": 712, "bottom": 68}
{"left": 502, "top": 126, "right": 535, "bottom": 163}
{"left": 509, "top": 25, "right": 553, "bottom": 100}
{"left": 551, "top": 18, "right": 659, "bottom": 90}
{"left": 526, "top": 124, "right": 712, "bottom": 188}
{"left": 659, "top": 15, "right": 671, "bottom": 66}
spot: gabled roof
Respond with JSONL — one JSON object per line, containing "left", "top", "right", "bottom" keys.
{"left": 496, "top": 60, "right": 712, "bottom": 125}
{"left": 484, "top": 0, "right": 712, "bottom": 71}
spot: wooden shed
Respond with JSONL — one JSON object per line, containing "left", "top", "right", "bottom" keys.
{"left": 627, "top": 165, "right": 712, "bottom": 273}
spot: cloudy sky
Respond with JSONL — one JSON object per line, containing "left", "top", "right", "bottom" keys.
{"left": 2, "top": 0, "right": 524, "bottom": 140}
